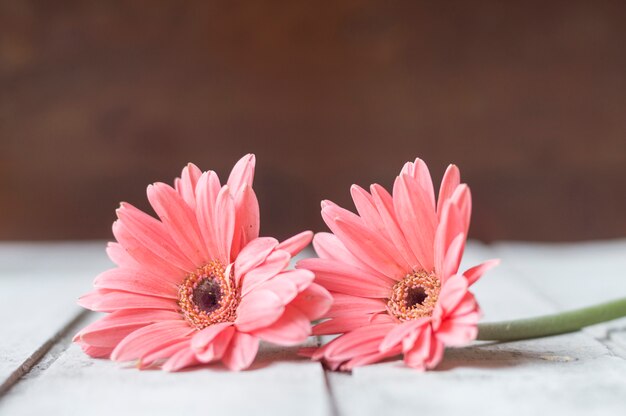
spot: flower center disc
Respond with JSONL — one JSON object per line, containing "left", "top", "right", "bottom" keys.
{"left": 191, "top": 279, "right": 222, "bottom": 313}
{"left": 178, "top": 260, "right": 239, "bottom": 329}
{"left": 388, "top": 270, "right": 440, "bottom": 321}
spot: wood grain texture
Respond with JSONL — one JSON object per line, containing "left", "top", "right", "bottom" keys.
{"left": 1, "top": 0, "right": 626, "bottom": 241}
{"left": 0, "top": 242, "right": 110, "bottom": 390}
{"left": 493, "top": 241, "right": 626, "bottom": 358}
{"left": 0, "top": 329, "right": 331, "bottom": 416}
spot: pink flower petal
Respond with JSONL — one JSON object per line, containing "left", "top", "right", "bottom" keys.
{"left": 162, "top": 347, "right": 201, "bottom": 372}
{"left": 313, "top": 232, "right": 364, "bottom": 266}
{"left": 78, "top": 310, "right": 181, "bottom": 347}
{"left": 112, "top": 220, "right": 187, "bottom": 283}
{"left": 402, "top": 325, "right": 432, "bottom": 369}
{"left": 214, "top": 185, "right": 236, "bottom": 264}
{"left": 252, "top": 306, "right": 311, "bottom": 346}
{"left": 322, "top": 205, "right": 405, "bottom": 279}
{"left": 393, "top": 174, "right": 436, "bottom": 271}
{"left": 111, "top": 320, "right": 194, "bottom": 362}
{"left": 321, "top": 323, "right": 394, "bottom": 361}
{"left": 81, "top": 324, "right": 146, "bottom": 348}
{"left": 401, "top": 158, "right": 436, "bottom": 210}
{"left": 380, "top": 319, "right": 429, "bottom": 352}
{"left": 350, "top": 185, "right": 395, "bottom": 248}
{"left": 341, "top": 345, "right": 402, "bottom": 370}
{"left": 93, "top": 269, "right": 178, "bottom": 299}
{"left": 298, "top": 258, "right": 390, "bottom": 298}
{"left": 435, "top": 321, "right": 478, "bottom": 346}
{"left": 191, "top": 322, "right": 234, "bottom": 350}
{"left": 404, "top": 325, "right": 444, "bottom": 370}
{"left": 424, "top": 337, "right": 445, "bottom": 369}
{"left": 276, "top": 231, "right": 314, "bottom": 257}
{"left": 370, "top": 184, "right": 420, "bottom": 269}
{"left": 433, "top": 197, "right": 466, "bottom": 272}
{"left": 463, "top": 259, "right": 500, "bottom": 286}
{"left": 325, "top": 293, "right": 387, "bottom": 318}
{"left": 240, "top": 249, "right": 290, "bottom": 296}
{"left": 177, "top": 163, "right": 202, "bottom": 208}
{"left": 279, "top": 269, "right": 315, "bottom": 291}
{"left": 227, "top": 153, "right": 255, "bottom": 193}
{"left": 139, "top": 339, "right": 191, "bottom": 369}
{"left": 350, "top": 185, "right": 381, "bottom": 230}
{"left": 314, "top": 313, "right": 395, "bottom": 336}
{"left": 436, "top": 274, "right": 469, "bottom": 318}
{"left": 235, "top": 289, "right": 285, "bottom": 332}
{"left": 78, "top": 290, "right": 177, "bottom": 312}
{"left": 222, "top": 332, "right": 259, "bottom": 371}
{"left": 147, "top": 182, "right": 208, "bottom": 265}
{"left": 448, "top": 310, "right": 481, "bottom": 326}
{"left": 234, "top": 237, "right": 279, "bottom": 285}
{"left": 106, "top": 242, "right": 139, "bottom": 269}
{"left": 441, "top": 233, "right": 466, "bottom": 283}
{"left": 195, "top": 170, "right": 222, "bottom": 260}
{"left": 255, "top": 275, "right": 299, "bottom": 305}
{"left": 351, "top": 185, "right": 412, "bottom": 270}
{"left": 437, "top": 164, "right": 460, "bottom": 217}
{"left": 448, "top": 292, "right": 480, "bottom": 320}
{"left": 313, "top": 315, "right": 376, "bottom": 336}
{"left": 450, "top": 184, "right": 472, "bottom": 236}
{"left": 78, "top": 342, "right": 113, "bottom": 358}
{"left": 290, "top": 283, "right": 333, "bottom": 321}
{"left": 312, "top": 232, "right": 391, "bottom": 281}
{"left": 231, "top": 185, "right": 260, "bottom": 257}
{"left": 116, "top": 203, "right": 195, "bottom": 272}
{"left": 80, "top": 309, "right": 181, "bottom": 332}
{"left": 195, "top": 325, "right": 235, "bottom": 363}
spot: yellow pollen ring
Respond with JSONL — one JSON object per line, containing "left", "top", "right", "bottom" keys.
{"left": 178, "top": 260, "right": 239, "bottom": 330}
{"left": 387, "top": 270, "right": 441, "bottom": 321}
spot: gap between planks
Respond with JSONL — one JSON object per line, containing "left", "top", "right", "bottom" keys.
{"left": 0, "top": 310, "right": 91, "bottom": 398}
{"left": 316, "top": 335, "right": 340, "bottom": 416}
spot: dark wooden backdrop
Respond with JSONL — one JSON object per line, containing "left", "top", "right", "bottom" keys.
{"left": 1, "top": 0, "right": 626, "bottom": 242}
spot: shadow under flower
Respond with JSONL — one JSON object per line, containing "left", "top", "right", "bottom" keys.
{"left": 148, "top": 342, "right": 314, "bottom": 373}
{"left": 436, "top": 342, "right": 579, "bottom": 371}
{"left": 122, "top": 339, "right": 579, "bottom": 373}
{"left": 247, "top": 343, "right": 314, "bottom": 371}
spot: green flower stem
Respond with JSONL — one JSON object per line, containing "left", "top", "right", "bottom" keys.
{"left": 476, "top": 297, "right": 626, "bottom": 341}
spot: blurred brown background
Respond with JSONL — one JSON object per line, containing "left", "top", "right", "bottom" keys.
{"left": 1, "top": 0, "right": 625, "bottom": 242}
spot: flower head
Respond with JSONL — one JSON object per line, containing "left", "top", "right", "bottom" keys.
{"left": 299, "top": 158, "right": 498, "bottom": 370}
{"left": 75, "top": 154, "right": 332, "bottom": 371}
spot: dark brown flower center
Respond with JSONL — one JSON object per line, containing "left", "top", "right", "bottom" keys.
{"left": 191, "top": 278, "right": 223, "bottom": 314}
{"left": 405, "top": 286, "right": 428, "bottom": 308}
{"left": 387, "top": 270, "right": 440, "bottom": 321}
{"left": 178, "top": 260, "right": 239, "bottom": 329}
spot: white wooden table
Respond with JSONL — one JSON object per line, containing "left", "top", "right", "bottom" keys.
{"left": 1, "top": 240, "right": 625, "bottom": 415}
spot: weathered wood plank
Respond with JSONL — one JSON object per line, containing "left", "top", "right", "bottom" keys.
{"left": 326, "top": 241, "right": 626, "bottom": 416}
{"left": 493, "top": 240, "right": 626, "bottom": 356}
{"left": 0, "top": 242, "right": 111, "bottom": 393}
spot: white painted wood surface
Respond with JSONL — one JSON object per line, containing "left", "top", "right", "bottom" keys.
{"left": 1, "top": 240, "right": 625, "bottom": 415}
{"left": 0, "top": 243, "right": 111, "bottom": 390}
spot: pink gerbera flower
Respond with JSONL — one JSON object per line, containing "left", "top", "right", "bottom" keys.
{"left": 74, "top": 154, "right": 332, "bottom": 371}
{"left": 299, "top": 158, "right": 499, "bottom": 371}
